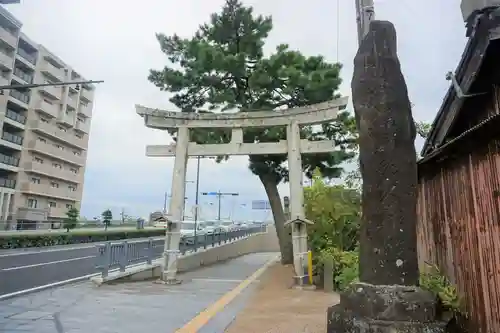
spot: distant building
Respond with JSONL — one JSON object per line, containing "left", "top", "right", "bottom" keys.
{"left": 0, "top": 6, "right": 95, "bottom": 230}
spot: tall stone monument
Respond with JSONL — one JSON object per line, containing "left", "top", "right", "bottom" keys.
{"left": 327, "top": 21, "right": 447, "bottom": 332}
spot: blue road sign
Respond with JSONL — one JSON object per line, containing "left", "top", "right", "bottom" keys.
{"left": 205, "top": 192, "right": 218, "bottom": 195}
{"left": 252, "top": 200, "right": 271, "bottom": 210}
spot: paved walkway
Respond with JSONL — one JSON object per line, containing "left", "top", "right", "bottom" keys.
{"left": 0, "top": 252, "right": 277, "bottom": 332}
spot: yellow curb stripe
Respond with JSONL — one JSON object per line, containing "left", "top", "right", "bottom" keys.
{"left": 175, "top": 255, "right": 279, "bottom": 333}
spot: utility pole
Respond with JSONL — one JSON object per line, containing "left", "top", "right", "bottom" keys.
{"left": 355, "top": 0, "right": 376, "bottom": 45}
{"left": 202, "top": 191, "right": 239, "bottom": 221}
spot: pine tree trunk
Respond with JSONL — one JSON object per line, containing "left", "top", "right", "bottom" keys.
{"left": 259, "top": 174, "right": 293, "bottom": 264}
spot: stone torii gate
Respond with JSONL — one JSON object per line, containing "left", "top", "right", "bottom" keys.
{"left": 136, "top": 96, "right": 349, "bottom": 285}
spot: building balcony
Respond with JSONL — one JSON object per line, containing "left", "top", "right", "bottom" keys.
{"left": 0, "top": 152, "right": 19, "bottom": 172}
{"left": 80, "top": 88, "right": 93, "bottom": 102}
{"left": 39, "top": 83, "right": 62, "bottom": 100}
{"left": 29, "top": 120, "right": 86, "bottom": 150}
{"left": 0, "top": 51, "right": 13, "bottom": 71}
{"left": 9, "top": 89, "right": 30, "bottom": 107}
{"left": 24, "top": 161, "right": 81, "bottom": 184}
{"left": 21, "top": 182, "right": 79, "bottom": 201}
{"left": 75, "top": 120, "right": 90, "bottom": 134}
{"left": 77, "top": 103, "right": 92, "bottom": 117}
{"left": 4, "top": 109, "right": 26, "bottom": 130}
{"left": 0, "top": 132, "right": 23, "bottom": 150}
{"left": 0, "top": 75, "right": 8, "bottom": 86}
{"left": 26, "top": 139, "right": 86, "bottom": 167}
{"left": 40, "top": 61, "right": 65, "bottom": 82}
{"left": 57, "top": 110, "right": 75, "bottom": 127}
{"left": 0, "top": 177, "right": 16, "bottom": 189}
{"left": 34, "top": 99, "right": 59, "bottom": 118}
{"left": 66, "top": 95, "right": 78, "bottom": 110}
{"left": 16, "top": 48, "right": 37, "bottom": 67}
{"left": 13, "top": 68, "right": 33, "bottom": 84}
{"left": 0, "top": 26, "right": 17, "bottom": 49}
{"left": 49, "top": 206, "right": 70, "bottom": 219}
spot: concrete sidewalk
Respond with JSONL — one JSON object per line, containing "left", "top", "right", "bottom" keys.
{"left": 0, "top": 252, "right": 278, "bottom": 332}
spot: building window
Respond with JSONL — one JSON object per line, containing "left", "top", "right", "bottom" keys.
{"left": 53, "top": 144, "right": 64, "bottom": 151}
{"left": 33, "top": 157, "right": 43, "bottom": 164}
{"left": 77, "top": 117, "right": 84, "bottom": 123}
{"left": 66, "top": 203, "right": 73, "bottom": 209}
{"left": 40, "top": 118, "right": 49, "bottom": 123}
{"left": 73, "top": 150, "right": 81, "bottom": 156}
{"left": 31, "top": 177, "right": 40, "bottom": 184}
{"left": 68, "top": 185, "right": 76, "bottom": 192}
{"left": 75, "top": 133, "right": 83, "bottom": 139}
{"left": 52, "top": 163, "right": 62, "bottom": 169}
{"left": 43, "top": 99, "right": 53, "bottom": 105}
{"left": 70, "top": 167, "right": 78, "bottom": 174}
{"left": 58, "top": 126, "right": 67, "bottom": 132}
{"left": 37, "top": 137, "right": 46, "bottom": 143}
{"left": 27, "top": 198, "right": 37, "bottom": 208}
{"left": 50, "top": 182, "right": 59, "bottom": 188}
{"left": 48, "top": 201, "right": 56, "bottom": 208}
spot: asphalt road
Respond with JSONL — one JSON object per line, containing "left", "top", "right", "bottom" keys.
{"left": 0, "top": 236, "right": 217, "bottom": 297}
{"left": 0, "top": 228, "right": 259, "bottom": 297}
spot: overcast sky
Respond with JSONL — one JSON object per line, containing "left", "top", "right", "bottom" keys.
{"left": 6, "top": 0, "right": 466, "bottom": 220}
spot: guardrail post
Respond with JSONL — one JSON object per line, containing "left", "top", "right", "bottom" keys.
{"left": 203, "top": 234, "right": 207, "bottom": 249}
{"left": 218, "top": 232, "right": 222, "bottom": 245}
{"left": 210, "top": 233, "right": 215, "bottom": 247}
{"left": 97, "top": 243, "right": 110, "bottom": 278}
{"left": 119, "top": 241, "right": 128, "bottom": 272}
{"left": 146, "top": 238, "right": 153, "bottom": 265}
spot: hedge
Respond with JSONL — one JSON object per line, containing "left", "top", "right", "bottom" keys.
{"left": 0, "top": 229, "right": 166, "bottom": 249}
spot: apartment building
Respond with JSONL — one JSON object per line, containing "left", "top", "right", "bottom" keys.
{"left": 0, "top": 7, "right": 94, "bottom": 230}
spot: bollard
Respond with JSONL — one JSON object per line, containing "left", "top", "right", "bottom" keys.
{"left": 307, "top": 250, "right": 313, "bottom": 285}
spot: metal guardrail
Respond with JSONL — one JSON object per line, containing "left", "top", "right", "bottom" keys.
{"left": 95, "top": 225, "right": 266, "bottom": 278}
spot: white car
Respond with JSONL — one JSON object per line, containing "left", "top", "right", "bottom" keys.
{"left": 219, "top": 220, "right": 237, "bottom": 232}
{"left": 203, "top": 220, "right": 221, "bottom": 234}
{"left": 180, "top": 221, "right": 205, "bottom": 244}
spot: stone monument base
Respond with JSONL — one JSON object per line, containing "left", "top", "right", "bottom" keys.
{"left": 327, "top": 282, "right": 448, "bottom": 333}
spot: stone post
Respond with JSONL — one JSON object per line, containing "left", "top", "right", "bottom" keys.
{"left": 285, "top": 121, "right": 312, "bottom": 286}
{"left": 327, "top": 21, "right": 447, "bottom": 332}
{"left": 160, "top": 126, "right": 189, "bottom": 284}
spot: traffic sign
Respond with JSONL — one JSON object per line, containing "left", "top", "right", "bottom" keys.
{"left": 252, "top": 200, "right": 271, "bottom": 210}
{"left": 203, "top": 192, "right": 218, "bottom": 196}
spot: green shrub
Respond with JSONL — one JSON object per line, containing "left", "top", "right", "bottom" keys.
{"left": 419, "top": 263, "right": 466, "bottom": 316}
{"left": 304, "top": 169, "right": 361, "bottom": 284}
{"left": 0, "top": 229, "right": 166, "bottom": 249}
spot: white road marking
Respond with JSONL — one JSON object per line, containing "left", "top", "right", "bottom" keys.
{"left": 1, "top": 255, "right": 95, "bottom": 271}
{"left": 191, "top": 278, "right": 260, "bottom": 283}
